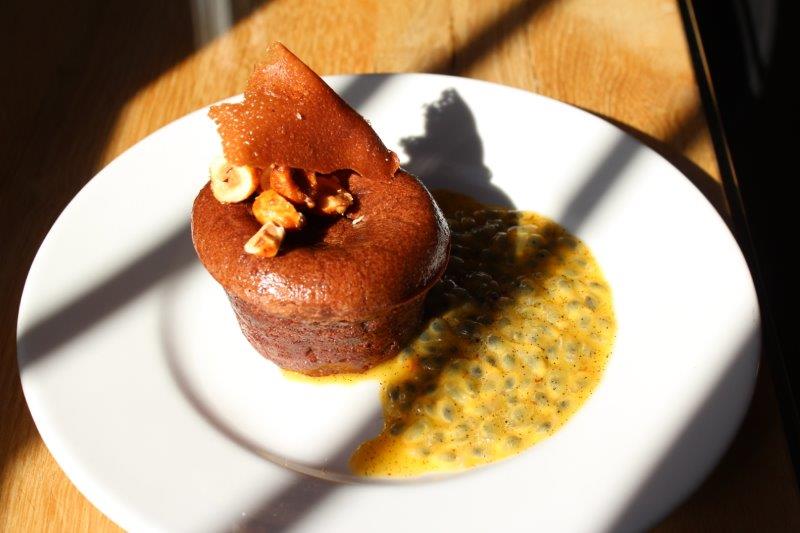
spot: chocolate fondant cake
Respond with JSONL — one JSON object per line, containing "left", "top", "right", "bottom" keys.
{"left": 191, "top": 43, "right": 450, "bottom": 375}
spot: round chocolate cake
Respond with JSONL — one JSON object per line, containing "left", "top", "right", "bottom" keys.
{"left": 193, "top": 169, "right": 449, "bottom": 375}
{"left": 191, "top": 43, "right": 450, "bottom": 375}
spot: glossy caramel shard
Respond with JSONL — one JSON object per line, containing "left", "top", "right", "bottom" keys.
{"left": 209, "top": 43, "right": 400, "bottom": 181}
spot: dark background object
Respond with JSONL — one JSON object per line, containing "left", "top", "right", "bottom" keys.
{"left": 681, "top": 0, "right": 800, "bottom": 483}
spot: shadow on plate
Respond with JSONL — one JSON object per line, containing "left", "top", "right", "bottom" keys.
{"left": 401, "top": 88, "right": 514, "bottom": 209}
{"left": 16, "top": 225, "right": 196, "bottom": 369}
{"left": 606, "top": 328, "right": 760, "bottom": 532}
{"left": 158, "top": 283, "right": 385, "bottom": 484}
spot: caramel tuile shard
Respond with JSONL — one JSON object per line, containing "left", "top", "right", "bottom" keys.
{"left": 209, "top": 43, "right": 400, "bottom": 181}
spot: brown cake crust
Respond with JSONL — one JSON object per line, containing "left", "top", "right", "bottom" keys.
{"left": 227, "top": 292, "right": 428, "bottom": 375}
{"left": 192, "top": 170, "right": 449, "bottom": 318}
{"left": 192, "top": 170, "right": 450, "bottom": 374}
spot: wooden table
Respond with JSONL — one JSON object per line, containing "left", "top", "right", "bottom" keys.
{"left": 2, "top": 0, "right": 798, "bottom": 530}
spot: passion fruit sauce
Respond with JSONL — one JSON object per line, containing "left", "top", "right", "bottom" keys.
{"left": 286, "top": 190, "right": 616, "bottom": 477}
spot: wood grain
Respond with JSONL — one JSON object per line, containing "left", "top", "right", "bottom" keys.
{"left": 1, "top": 0, "right": 797, "bottom": 530}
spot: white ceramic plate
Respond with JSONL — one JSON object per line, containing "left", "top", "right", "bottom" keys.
{"left": 17, "top": 74, "right": 760, "bottom": 532}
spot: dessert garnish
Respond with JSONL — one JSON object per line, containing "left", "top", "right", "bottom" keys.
{"left": 206, "top": 42, "right": 399, "bottom": 257}
{"left": 208, "top": 156, "right": 354, "bottom": 256}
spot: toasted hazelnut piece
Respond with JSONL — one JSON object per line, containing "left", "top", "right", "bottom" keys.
{"left": 209, "top": 155, "right": 259, "bottom": 203}
{"left": 317, "top": 190, "right": 354, "bottom": 215}
{"left": 252, "top": 190, "right": 305, "bottom": 229}
{"left": 269, "top": 165, "right": 315, "bottom": 208}
{"left": 244, "top": 220, "right": 285, "bottom": 257}
{"left": 314, "top": 174, "right": 354, "bottom": 215}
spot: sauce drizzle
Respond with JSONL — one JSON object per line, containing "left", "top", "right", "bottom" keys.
{"left": 289, "top": 191, "right": 616, "bottom": 477}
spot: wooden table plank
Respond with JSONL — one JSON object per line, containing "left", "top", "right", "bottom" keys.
{"left": 1, "top": 1, "right": 797, "bottom": 530}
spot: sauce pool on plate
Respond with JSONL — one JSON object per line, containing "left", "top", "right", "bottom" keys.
{"left": 285, "top": 190, "right": 616, "bottom": 477}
